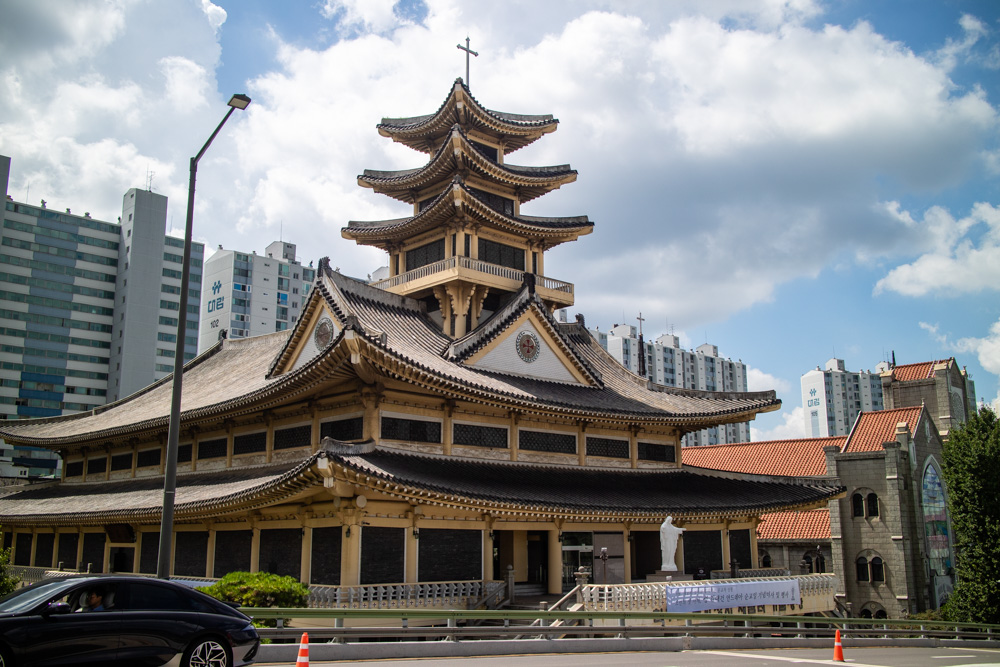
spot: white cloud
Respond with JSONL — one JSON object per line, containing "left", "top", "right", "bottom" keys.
{"left": 159, "top": 56, "right": 211, "bottom": 113}
{"left": 200, "top": 0, "right": 227, "bottom": 33}
{"left": 919, "top": 319, "right": 1000, "bottom": 412}
{"left": 750, "top": 406, "right": 806, "bottom": 441}
{"left": 321, "top": 0, "right": 403, "bottom": 35}
{"left": 1, "top": 0, "right": 997, "bottom": 345}
{"left": 875, "top": 202, "right": 1000, "bottom": 297}
{"left": 746, "top": 367, "right": 791, "bottom": 394}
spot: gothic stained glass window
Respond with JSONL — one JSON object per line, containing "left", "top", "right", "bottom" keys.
{"left": 922, "top": 463, "right": 953, "bottom": 576}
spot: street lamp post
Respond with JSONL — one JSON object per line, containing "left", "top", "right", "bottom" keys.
{"left": 156, "top": 94, "right": 251, "bottom": 579}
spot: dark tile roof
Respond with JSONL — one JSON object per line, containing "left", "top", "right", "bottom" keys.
{"left": 325, "top": 269, "right": 781, "bottom": 424}
{"left": 0, "top": 332, "right": 297, "bottom": 444}
{"left": 0, "top": 456, "right": 321, "bottom": 525}
{"left": 344, "top": 178, "right": 592, "bottom": 243}
{"left": 377, "top": 79, "right": 557, "bottom": 154}
{"left": 333, "top": 447, "right": 842, "bottom": 517}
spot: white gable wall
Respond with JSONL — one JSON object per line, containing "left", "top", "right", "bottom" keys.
{"left": 472, "top": 321, "right": 582, "bottom": 384}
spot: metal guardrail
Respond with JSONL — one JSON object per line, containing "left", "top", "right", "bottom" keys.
{"left": 245, "top": 607, "right": 1000, "bottom": 643}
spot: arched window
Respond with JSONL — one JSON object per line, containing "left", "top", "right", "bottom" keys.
{"left": 815, "top": 553, "right": 826, "bottom": 573}
{"left": 803, "top": 554, "right": 813, "bottom": 573}
{"left": 856, "top": 557, "right": 869, "bottom": 581}
{"left": 761, "top": 552, "right": 772, "bottom": 568}
{"left": 867, "top": 493, "right": 879, "bottom": 517}
{"left": 859, "top": 609, "right": 873, "bottom": 619}
{"left": 871, "top": 557, "right": 885, "bottom": 582}
{"left": 874, "top": 609, "right": 887, "bottom": 619}
{"left": 852, "top": 493, "right": 865, "bottom": 517}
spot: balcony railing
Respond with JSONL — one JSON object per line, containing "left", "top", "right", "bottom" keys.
{"left": 371, "top": 256, "right": 573, "bottom": 295}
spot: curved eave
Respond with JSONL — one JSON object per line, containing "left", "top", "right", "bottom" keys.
{"left": 358, "top": 129, "right": 576, "bottom": 204}
{"left": 0, "top": 341, "right": 358, "bottom": 449}
{"left": 333, "top": 452, "right": 842, "bottom": 521}
{"left": 376, "top": 79, "right": 558, "bottom": 155}
{"left": 342, "top": 182, "right": 592, "bottom": 248}
{"left": 0, "top": 456, "right": 325, "bottom": 527}
{"left": 349, "top": 329, "right": 781, "bottom": 429}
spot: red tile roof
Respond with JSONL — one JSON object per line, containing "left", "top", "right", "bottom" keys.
{"left": 842, "top": 406, "right": 924, "bottom": 453}
{"left": 681, "top": 438, "right": 844, "bottom": 477}
{"left": 758, "top": 509, "right": 831, "bottom": 540}
{"left": 891, "top": 360, "right": 949, "bottom": 382}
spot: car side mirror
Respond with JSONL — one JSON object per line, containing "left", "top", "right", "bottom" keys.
{"left": 42, "top": 602, "right": 71, "bottom": 617}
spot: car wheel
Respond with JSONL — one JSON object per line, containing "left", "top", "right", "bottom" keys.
{"left": 183, "top": 637, "right": 230, "bottom": 667}
{"left": 0, "top": 645, "right": 12, "bottom": 667}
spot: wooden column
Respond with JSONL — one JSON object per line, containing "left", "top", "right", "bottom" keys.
{"left": 340, "top": 524, "right": 361, "bottom": 586}
{"left": 132, "top": 532, "right": 142, "bottom": 573}
{"left": 509, "top": 412, "right": 520, "bottom": 462}
{"left": 405, "top": 528, "right": 419, "bottom": 583}
{"left": 249, "top": 526, "right": 261, "bottom": 573}
{"left": 443, "top": 401, "right": 454, "bottom": 456}
{"left": 547, "top": 529, "right": 562, "bottom": 595}
{"left": 623, "top": 527, "right": 632, "bottom": 584}
{"left": 483, "top": 523, "right": 494, "bottom": 581}
{"left": 300, "top": 524, "right": 313, "bottom": 584}
{"left": 205, "top": 522, "right": 217, "bottom": 578}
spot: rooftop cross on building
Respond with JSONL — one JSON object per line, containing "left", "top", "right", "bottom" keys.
{"left": 456, "top": 36, "right": 479, "bottom": 87}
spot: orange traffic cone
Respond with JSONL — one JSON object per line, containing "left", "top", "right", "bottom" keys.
{"left": 833, "top": 628, "right": 844, "bottom": 662}
{"left": 296, "top": 631, "right": 309, "bottom": 667}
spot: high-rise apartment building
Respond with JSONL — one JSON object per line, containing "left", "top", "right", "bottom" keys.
{"left": 1, "top": 155, "right": 204, "bottom": 413}
{"left": 108, "top": 189, "right": 204, "bottom": 401}
{"left": 800, "top": 358, "right": 884, "bottom": 437}
{"left": 590, "top": 322, "right": 750, "bottom": 446}
{"left": 199, "top": 241, "right": 315, "bottom": 352}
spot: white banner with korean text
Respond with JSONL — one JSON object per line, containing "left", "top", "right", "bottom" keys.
{"left": 665, "top": 578, "right": 801, "bottom": 613}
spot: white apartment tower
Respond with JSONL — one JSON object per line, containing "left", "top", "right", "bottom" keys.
{"left": 199, "top": 241, "right": 316, "bottom": 352}
{"left": 801, "top": 358, "right": 884, "bottom": 437}
{"left": 591, "top": 323, "right": 750, "bottom": 446}
{"left": 108, "top": 189, "right": 204, "bottom": 401}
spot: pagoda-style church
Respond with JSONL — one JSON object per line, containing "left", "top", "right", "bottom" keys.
{"left": 0, "top": 80, "right": 841, "bottom": 599}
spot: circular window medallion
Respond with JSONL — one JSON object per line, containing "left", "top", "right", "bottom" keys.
{"left": 516, "top": 330, "right": 540, "bottom": 363}
{"left": 313, "top": 317, "right": 335, "bottom": 349}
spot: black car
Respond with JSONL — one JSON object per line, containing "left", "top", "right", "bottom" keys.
{"left": 0, "top": 575, "right": 259, "bottom": 666}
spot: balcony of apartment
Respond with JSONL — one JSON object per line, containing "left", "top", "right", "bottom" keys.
{"left": 370, "top": 255, "right": 575, "bottom": 307}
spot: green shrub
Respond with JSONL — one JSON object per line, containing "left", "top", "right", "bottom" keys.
{"left": 200, "top": 571, "right": 309, "bottom": 628}
{"left": 0, "top": 527, "right": 18, "bottom": 596}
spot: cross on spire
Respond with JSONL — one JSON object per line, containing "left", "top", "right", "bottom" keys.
{"left": 636, "top": 312, "right": 645, "bottom": 337}
{"left": 457, "top": 36, "right": 479, "bottom": 88}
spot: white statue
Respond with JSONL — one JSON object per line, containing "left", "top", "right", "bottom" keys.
{"left": 659, "top": 516, "right": 686, "bottom": 571}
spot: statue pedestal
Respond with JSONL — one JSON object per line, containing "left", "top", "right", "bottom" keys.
{"left": 647, "top": 570, "right": 694, "bottom": 582}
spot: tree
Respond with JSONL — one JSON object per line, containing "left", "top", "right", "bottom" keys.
{"left": 0, "top": 527, "right": 20, "bottom": 597}
{"left": 941, "top": 407, "right": 1000, "bottom": 624}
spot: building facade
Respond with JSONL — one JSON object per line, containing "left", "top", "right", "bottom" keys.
{"left": 880, "top": 358, "right": 976, "bottom": 440}
{"left": 108, "top": 189, "right": 205, "bottom": 402}
{"left": 0, "top": 82, "right": 840, "bottom": 601}
{"left": 198, "top": 241, "right": 316, "bottom": 353}
{"left": 801, "top": 358, "right": 884, "bottom": 438}
{"left": 685, "top": 405, "right": 957, "bottom": 618}
{"left": 592, "top": 324, "right": 750, "bottom": 446}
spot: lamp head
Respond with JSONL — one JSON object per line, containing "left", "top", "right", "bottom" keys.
{"left": 228, "top": 94, "right": 252, "bottom": 110}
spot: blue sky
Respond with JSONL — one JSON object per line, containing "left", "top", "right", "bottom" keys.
{"left": 1, "top": 0, "right": 998, "bottom": 439}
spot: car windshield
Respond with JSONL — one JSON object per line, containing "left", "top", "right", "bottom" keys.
{"left": 0, "top": 579, "right": 77, "bottom": 614}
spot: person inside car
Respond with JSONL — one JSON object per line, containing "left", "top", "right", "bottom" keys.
{"left": 82, "top": 587, "right": 106, "bottom": 612}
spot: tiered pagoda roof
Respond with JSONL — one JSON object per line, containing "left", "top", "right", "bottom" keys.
{"left": 344, "top": 178, "right": 592, "bottom": 248}
{"left": 376, "top": 78, "right": 558, "bottom": 154}
{"left": 357, "top": 124, "right": 577, "bottom": 204}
